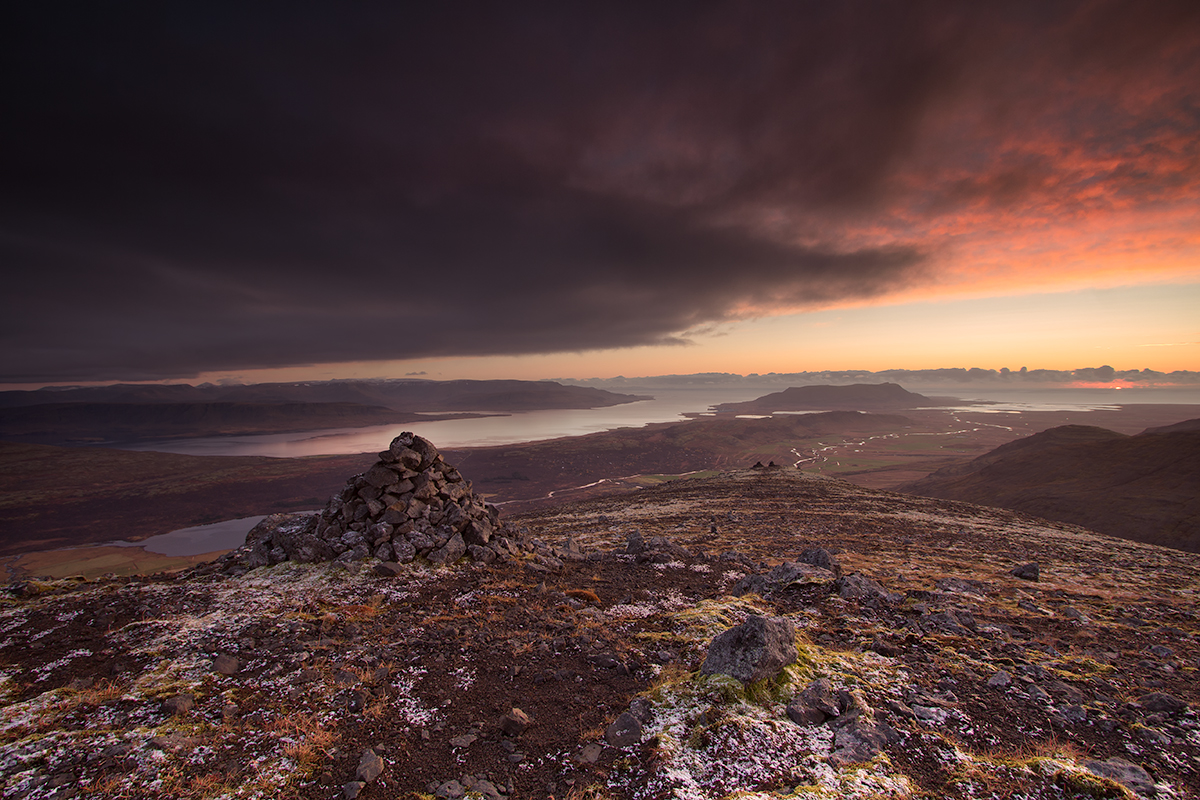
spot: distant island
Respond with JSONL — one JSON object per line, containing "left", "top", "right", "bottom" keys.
{"left": 713, "top": 382, "right": 950, "bottom": 414}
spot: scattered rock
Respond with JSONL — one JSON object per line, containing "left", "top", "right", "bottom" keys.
{"left": 919, "top": 609, "right": 976, "bottom": 636}
{"left": 935, "top": 577, "right": 988, "bottom": 596}
{"left": 986, "top": 670, "right": 1012, "bottom": 688}
{"left": 498, "top": 707, "right": 532, "bottom": 737}
{"left": 625, "top": 532, "right": 690, "bottom": 562}
{"left": 576, "top": 742, "right": 604, "bottom": 764}
{"left": 1011, "top": 563, "right": 1040, "bottom": 581}
{"left": 356, "top": 749, "right": 384, "bottom": 783}
{"left": 372, "top": 561, "right": 406, "bottom": 577}
{"left": 733, "top": 561, "right": 834, "bottom": 596}
{"left": 1017, "top": 598, "right": 1046, "bottom": 614}
{"left": 833, "top": 573, "right": 897, "bottom": 603}
{"left": 434, "top": 779, "right": 466, "bottom": 799}
{"left": 912, "top": 705, "right": 949, "bottom": 724}
{"left": 797, "top": 547, "right": 842, "bottom": 577}
{"left": 786, "top": 678, "right": 841, "bottom": 726}
{"left": 1139, "top": 692, "right": 1186, "bottom": 714}
{"left": 589, "top": 652, "right": 621, "bottom": 669}
{"left": 213, "top": 654, "right": 240, "bottom": 675}
{"left": 1084, "top": 757, "right": 1156, "bottom": 797}
{"left": 162, "top": 693, "right": 195, "bottom": 715}
{"left": 149, "top": 734, "right": 200, "bottom": 752}
{"left": 1148, "top": 644, "right": 1174, "bottom": 660}
{"left": 700, "top": 615, "right": 797, "bottom": 684}
{"left": 605, "top": 711, "right": 643, "bottom": 747}
{"left": 869, "top": 635, "right": 902, "bottom": 657}
{"left": 1062, "top": 606, "right": 1090, "bottom": 622}
{"left": 343, "top": 781, "right": 366, "bottom": 800}
{"left": 830, "top": 719, "right": 898, "bottom": 766}
{"left": 449, "top": 733, "right": 477, "bottom": 748}
{"left": 468, "top": 778, "right": 503, "bottom": 800}
{"left": 1052, "top": 704, "right": 1087, "bottom": 726}
{"left": 628, "top": 697, "right": 654, "bottom": 724}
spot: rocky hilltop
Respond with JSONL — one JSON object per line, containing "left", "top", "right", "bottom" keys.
{"left": 898, "top": 423, "right": 1200, "bottom": 553}
{"left": 1, "top": 443, "right": 1198, "bottom": 799}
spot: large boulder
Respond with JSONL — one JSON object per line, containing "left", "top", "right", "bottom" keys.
{"left": 700, "top": 615, "right": 797, "bottom": 684}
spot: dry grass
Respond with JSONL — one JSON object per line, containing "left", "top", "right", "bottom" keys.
{"left": 566, "top": 588, "right": 602, "bottom": 605}
{"left": 647, "top": 663, "right": 692, "bottom": 695}
{"left": 270, "top": 712, "right": 340, "bottom": 769}
{"left": 365, "top": 696, "right": 390, "bottom": 719}
{"left": 564, "top": 784, "right": 613, "bottom": 800}
{"left": 156, "top": 770, "right": 236, "bottom": 800}
{"left": 79, "top": 775, "right": 132, "bottom": 797}
{"left": 70, "top": 678, "right": 126, "bottom": 706}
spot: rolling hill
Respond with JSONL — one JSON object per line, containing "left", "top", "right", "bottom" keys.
{"left": 897, "top": 422, "right": 1200, "bottom": 552}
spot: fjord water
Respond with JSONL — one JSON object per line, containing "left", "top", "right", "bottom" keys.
{"left": 117, "top": 385, "right": 1200, "bottom": 458}
{"left": 116, "top": 387, "right": 771, "bottom": 457}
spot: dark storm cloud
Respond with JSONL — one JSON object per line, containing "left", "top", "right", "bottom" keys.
{"left": 2, "top": 1, "right": 1197, "bottom": 381}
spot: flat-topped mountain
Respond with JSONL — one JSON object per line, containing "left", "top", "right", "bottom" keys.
{"left": 714, "top": 383, "right": 944, "bottom": 414}
{"left": 898, "top": 423, "right": 1200, "bottom": 553}
{"left": 0, "top": 402, "right": 424, "bottom": 444}
{"left": 2, "top": 466, "right": 1196, "bottom": 799}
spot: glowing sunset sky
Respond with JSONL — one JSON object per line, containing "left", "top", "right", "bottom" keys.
{"left": 2, "top": 1, "right": 1198, "bottom": 386}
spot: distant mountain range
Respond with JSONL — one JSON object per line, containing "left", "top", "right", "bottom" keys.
{"left": 713, "top": 382, "right": 946, "bottom": 413}
{"left": 562, "top": 366, "right": 1200, "bottom": 390}
{"left": 897, "top": 421, "right": 1200, "bottom": 552}
{"left": 0, "top": 402, "right": 428, "bottom": 444}
{"left": 0, "top": 379, "right": 649, "bottom": 444}
{"left": 0, "top": 379, "right": 648, "bottom": 411}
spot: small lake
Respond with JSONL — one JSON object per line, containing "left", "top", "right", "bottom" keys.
{"left": 112, "top": 515, "right": 269, "bottom": 556}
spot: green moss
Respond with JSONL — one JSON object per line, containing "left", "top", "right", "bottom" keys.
{"left": 791, "top": 638, "right": 819, "bottom": 681}
{"left": 744, "top": 668, "right": 801, "bottom": 706}
{"left": 696, "top": 672, "right": 746, "bottom": 704}
{"left": 672, "top": 596, "right": 771, "bottom": 643}
{"left": 1051, "top": 770, "right": 1129, "bottom": 798}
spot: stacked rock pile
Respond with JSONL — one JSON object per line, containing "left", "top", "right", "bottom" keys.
{"left": 216, "top": 433, "right": 524, "bottom": 574}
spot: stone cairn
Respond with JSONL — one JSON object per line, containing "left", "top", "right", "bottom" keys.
{"left": 211, "top": 433, "right": 524, "bottom": 575}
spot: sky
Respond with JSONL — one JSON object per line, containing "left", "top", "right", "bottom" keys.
{"left": 2, "top": 1, "right": 1198, "bottom": 387}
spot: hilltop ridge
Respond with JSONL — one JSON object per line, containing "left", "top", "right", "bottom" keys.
{"left": 1, "top": 465, "right": 1196, "bottom": 799}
